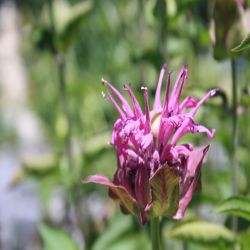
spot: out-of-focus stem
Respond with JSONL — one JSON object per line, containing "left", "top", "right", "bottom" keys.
{"left": 159, "top": 0, "right": 168, "bottom": 63}
{"left": 57, "top": 54, "right": 74, "bottom": 171}
{"left": 183, "top": 242, "right": 188, "bottom": 250}
{"left": 151, "top": 217, "right": 161, "bottom": 250}
{"left": 138, "top": 0, "right": 145, "bottom": 82}
{"left": 231, "top": 58, "right": 238, "bottom": 233}
{"left": 47, "top": 0, "right": 74, "bottom": 172}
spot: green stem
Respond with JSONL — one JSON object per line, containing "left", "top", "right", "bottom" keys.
{"left": 231, "top": 58, "right": 238, "bottom": 233}
{"left": 47, "top": 0, "right": 74, "bottom": 172}
{"left": 138, "top": 0, "right": 145, "bottom": 82}
{"left": 57, "top": 54, "right": 74, "bottom": 171}
{"left": 151, "top": 217, "right": 161, "bottom": 250}
{"left": 159, "top": 0, "right": 168, "bottom": 63}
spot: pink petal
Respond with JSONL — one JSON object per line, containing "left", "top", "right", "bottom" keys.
{"left": 179, "top": 96, "right": 197, "bottom": 112}
{"left": 169, "top": 66, "right": 188, "bottom": 114}
{"left": 135, "top": 166, "right": 151, "bottom": 209}
{"left": 83, "top": 174, "right": 114, "bottom": 186}
{"left": 103, "top": 92, "right": 126, "bottom": 120}
{"left": 153, "top": 64, "right": 166, "bottom": 111}
{"left": 161, "top": 72, "right": 171, "bottom": 118}
{"left": 174, "top": 145, "right": 210, "bottom": 219}
{"left": 124, "top": 85, "right": 143, "bottom": 118}
{"left": 190, "top": 88, "right": 219, "bottom": 117}
{"left": 171, "top": 117, "right": 192, "bottom": 145}
{"left": 174, "top": 180, "right": 196, "bottom": 220}
{"left": 141, "top": 87, "right": 151, "bottom": 133}
{"left": 185, "top": 145, "right": 209, "bottom": 179}
{"left": 102, "top": 78, "right": 134, "bottom": 117}
{"left": 190, "top": 123, "right": 216, "bottom": 139}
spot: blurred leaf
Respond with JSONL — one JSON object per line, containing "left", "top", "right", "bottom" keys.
{"left": 131, "top": 49, "right": 163, "bottom": 69}
{"left": 83, "top": 175, "right": 140, "bottom": 217}
{"left": 153, "top": 0, "right": 166, "bottom": 20}
{"left": 8, "top": 168, "right": 25, "bottom": 189}
{"left": 239, "top": 230, "right": 250, "bottom": 250}
{"left": 165, "top": 221, "right": 235, "bottom": 247}
{"left": 106, "top": 233, "right": 150, "bottom": 250}
{"left": 55, "top": 113, "right": 69, "bottom": 139}
{"left": 8, "top": 155, "right": 58, "bottom": 188}
{"left": 232, "top": 33, "right": 250, "bottom": 52}
{"left": 148, "top": 167, "right": 180, "bottom": 218}
{"left": 84, "top": 132, "right": 111, "bottom": 155}
{"left": 58, "top": 1, "right": 93, "bottom": 51}
{"left": 91, "top": 216, "right": 132, "bottom": 250}
{"left": 92, "top": 216, "right": 150, "bottom": 250}
{"left": 211, "top": 0, "right": 240, "bottom": 60}
{"left": 39, "top": 224, "right": 79, "bottom": 250}
{"left": 22, "top": 154, "right": 56, "bottom": 173}
{"left": 216, "top": 196, "right": 250, "bottom": 221}
{"left": 32, "top": 27, "right": 55, "bottom": 52}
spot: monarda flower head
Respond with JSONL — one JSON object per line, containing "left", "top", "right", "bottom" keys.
{"left": 84, "top": 65, "right": 217, "bottom": 224}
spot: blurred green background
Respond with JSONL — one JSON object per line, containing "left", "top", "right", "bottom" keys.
{"left": 1, "top": 0, "right": 250, "bottom": 249}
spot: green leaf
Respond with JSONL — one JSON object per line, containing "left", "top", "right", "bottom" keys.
{"left": 239, "top": 230, "right": 250, "bottom": 250}
{"left": 165, "top": 221, "right": 235, "bottom": 247}
{"left": 232, "top": 34, "right": 250, "bottom": 52}
{"left": 58, "top": 1, "right": 93, "bottom": 51}
{"left": 92, "top": 216, "right": 150, "bottom": 250}
{"left": 39, "top": 224, "right": 79, "bottom": 250}
{"left": 148, "top": 167, "right": 180, "bottom": 218}
{"left": 92, "top": 216, "right": 132, "bottom": 250}
{"left": 216, "top": 196, "right": 250, "bottom": 221}
{"left": 211, "top": 0, "right": 240, "bottom": 60}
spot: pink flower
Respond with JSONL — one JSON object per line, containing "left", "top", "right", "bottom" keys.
{"left": 84, "top": 65, "right": 217, "bottom": 224}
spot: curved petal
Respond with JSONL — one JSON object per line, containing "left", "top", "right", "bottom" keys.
{"left": 153, "top": 64, "right": 166, "bottom": 110}
{"left": 83, "top": 174, "right": 140, "bottom": 216}
{"left": 174, "top": 145, "right": 210, "bottom": 219}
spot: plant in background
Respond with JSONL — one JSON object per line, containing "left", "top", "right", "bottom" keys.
{"left": 84, "top": 65, "right": 217, "bottom": 249}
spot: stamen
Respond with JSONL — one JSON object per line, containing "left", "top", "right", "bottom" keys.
{"left": 102, "top": 91, "right": 126, "bottom": 120}
{"left": 102, "top": 78, "right": 133, "bottom": 117}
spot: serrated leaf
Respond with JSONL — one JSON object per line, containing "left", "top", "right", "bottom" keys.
{"left": 148, "top": 167, "right": 180, "bottom": 218}
{"left": 39, "top": 224, "right": 79, "bottom": 250}
{"left": 232, "top": 34, "right": 250, "bottom": 52}
{"left": 165, "top": 221, "right": 235, "bottom": 247}
{"left": 216, "top": 196, "right": 250, "bottom": 221}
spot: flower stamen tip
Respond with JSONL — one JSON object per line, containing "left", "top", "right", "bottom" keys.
{"left": 210, "top": 88, "right": 219, "bottom": 97}
{"left": 101, "top": 78, "right": 107, "bottom": 85}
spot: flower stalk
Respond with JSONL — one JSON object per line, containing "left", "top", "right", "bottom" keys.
{"left": 151, "top": 217, "right": 161, "bottom": 250}
{"left": 231, "top": 58, "right": 238, "bottom": 233}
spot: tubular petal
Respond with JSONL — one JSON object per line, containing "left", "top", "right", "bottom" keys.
{"left": 191, "top": 88, "right": 219, "bottom": 117}
{"left": 102, "top": 78, "right": 134, "bottom": 117}
{"left": 124, "top": 85, "right": 143, "bottom": 118}
{"left": 142, "top": 87, "right": 151, "bottom": 133}
{"left": 153, "top": 64, "right": 166, "bottom": 110}
{"left": 161, "top": 72, "right": 171, "bottom": 118}
{"left": 179, "top": 96, "right": 197, "bottom": 112}
{"left": 169, "top": 66, "right": 188, "bottom": 113}
{"left": 103, "top": 92, "right": 126, "bottom": 120}
{"left": 190, "top": 124, "right": 216, "bottom": 139}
